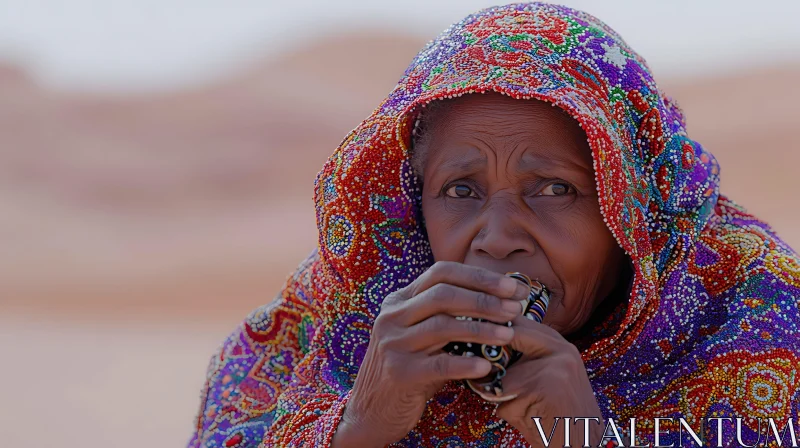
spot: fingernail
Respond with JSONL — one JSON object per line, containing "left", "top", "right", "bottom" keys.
{"left": 514, "top": 282, "right": 530, "bottom": 301}
{"left": 501, "top": 299, "right": 523, "bottom": 315}
{"left": 473, "top": 358, "right": 492, "bottom": 375}
{"left": 496, "top": 326, "right": 514, "bottom": 339}
{"left": 499, "top": 276, "right": 518, "bottom": 297}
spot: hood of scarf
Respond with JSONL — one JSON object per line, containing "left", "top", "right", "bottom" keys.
{"left": 313, "top": 2, "right": 720, "bottom": 379}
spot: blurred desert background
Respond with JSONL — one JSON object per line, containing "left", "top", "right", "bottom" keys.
{"left": 1, "top": 1, "right": 798, "bottom": 447}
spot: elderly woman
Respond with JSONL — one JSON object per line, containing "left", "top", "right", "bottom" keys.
{"left": 188, "top": 3, "right": 800, "bottom": 447}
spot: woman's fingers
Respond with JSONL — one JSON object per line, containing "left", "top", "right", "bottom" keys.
{"left": 400, "top": 283, "right": 523, "bottom": 326}
{"left": 384, "top": 262, "right": 531, "bottom": 326}
{"left": 409, "top": 261, "right": 531, "bottom": 303}
{"left": 497, "top": 357, "right": 550, "bottom": 397}
{"left": 400, "top": 314, "right": 516, "bottom": 352}
{"left": 506, "top": 315, "right": 562, "bottom": 360}
{"left": 417, "top": 353, "right": 494, "bottom": 382}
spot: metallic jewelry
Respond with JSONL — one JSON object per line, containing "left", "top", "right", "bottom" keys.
{"left": 443, "top": 272, "right": 551, "bottom": 402}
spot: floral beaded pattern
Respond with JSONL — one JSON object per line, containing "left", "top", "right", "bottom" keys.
{"left": 189, "top": 3, "right": 800, "bottom": 447}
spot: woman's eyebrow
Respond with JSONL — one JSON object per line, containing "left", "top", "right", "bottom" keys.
{"left": 435, "top": 155, "right": 487, "bottom": 173}
{"left": 517, "top": 152, "right": 593, "bottom": 176}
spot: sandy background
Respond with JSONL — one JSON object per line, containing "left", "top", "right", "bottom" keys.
{"left": 1, "top": 23, "right": 799, "bottom": 448}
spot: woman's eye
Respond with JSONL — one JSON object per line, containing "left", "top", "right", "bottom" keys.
{"left": 445, "top": 184, "right": 477, "bottom": 198}
{"left": 539, "top": 182, "right": 574, "bottom": 196}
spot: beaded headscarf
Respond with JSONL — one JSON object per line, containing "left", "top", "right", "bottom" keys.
{"left": 189, "top": 3, "right": 800, "bottom": 447}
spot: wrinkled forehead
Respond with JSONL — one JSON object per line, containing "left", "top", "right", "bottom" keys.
{"left": 410, "top": 93, "right": 594, "bottom": 174}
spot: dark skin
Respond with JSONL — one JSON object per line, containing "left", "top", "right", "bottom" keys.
{"left": 332, "top": 93, "right": 626, "bottom": 447}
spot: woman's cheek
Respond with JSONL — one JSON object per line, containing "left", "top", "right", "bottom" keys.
{"left": 424, "top": 203, "right": 471, "bottom": 261}
{"left": 538, "top": 208, "right": 607, "bottom": 301}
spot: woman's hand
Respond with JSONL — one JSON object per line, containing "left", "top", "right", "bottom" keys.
{"left": 496, "top": 316, "right": 604, "bottom": 448}
{"left": 331, "top": 261, "right": 531, "bottom": 448}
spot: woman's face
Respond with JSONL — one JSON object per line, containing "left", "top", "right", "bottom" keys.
{"left": 419, "top": 93, "right": 625, "bottom": 335}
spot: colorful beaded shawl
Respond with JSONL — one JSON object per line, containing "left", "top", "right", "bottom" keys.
{"left": 189, "top": 3, "right": 800, "bottom": 447}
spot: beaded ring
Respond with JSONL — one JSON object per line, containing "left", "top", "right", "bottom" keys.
{"left": 443, "top": 272, "right": 550, "bottom": 402}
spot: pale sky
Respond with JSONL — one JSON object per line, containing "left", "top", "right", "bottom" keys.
{"left": 1, "top": 0, "right": 798, "bottom": 92}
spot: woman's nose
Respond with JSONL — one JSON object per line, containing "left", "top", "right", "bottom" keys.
{"left": 470, "top": 203, "right": 536, "bottom": 260}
